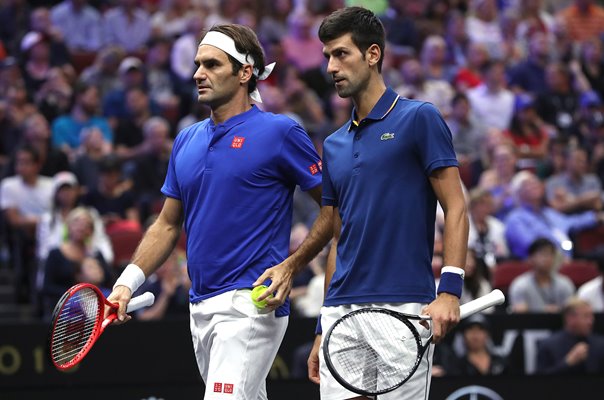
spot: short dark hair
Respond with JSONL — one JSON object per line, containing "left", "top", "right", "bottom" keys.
{"left": 452, "top": 92, "right": 469, "bottom": 107}
{"left": 528, "top": 238, "right": 556, "bottom": 256}
{"left": 318, "top": 7, "right": 386, "bottom": 72}
{"left": 17, "top": 144, "right": 41, "bottom": 164}
{"left": 480, "top": 59, "right": 506, "bottom": 76}
{"left": 207, "top": 24, "right": 266, "bottom": 95}
{"left": 98, "top": 154, "right": 122, "bottom": 173}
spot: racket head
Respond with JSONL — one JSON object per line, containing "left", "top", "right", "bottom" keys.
{"left": 323, "top": 307, "right": 427, "bottom": 396}
{"left": 47, "top": 283, "right": 117, "bottom": 370}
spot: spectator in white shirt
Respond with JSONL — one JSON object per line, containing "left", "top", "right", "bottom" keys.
{"left": 467, "top": 59, "right": 515, "bottom": 131}
{"left": 577, "top": 257, "right": 604, "bottom": 312}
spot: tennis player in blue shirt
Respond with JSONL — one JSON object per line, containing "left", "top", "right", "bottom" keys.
{"left": 107, "top": 24, "right": 322, "bottom": 399}
{"left": 255, "top": 7, "right": 469, "bottom": 400}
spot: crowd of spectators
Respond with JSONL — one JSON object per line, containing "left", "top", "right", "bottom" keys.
{"left": 2, "top": 0, "right": 604, "bottom": 376}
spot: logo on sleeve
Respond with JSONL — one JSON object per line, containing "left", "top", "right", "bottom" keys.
{"left": 213, "top": 382, "right": 223, "bottom": 393}
{"left": 309, "top": 163, "right": 319, "bottom": 175}
{"left": 231, "top": 136, "right": 245, "bottom": 149}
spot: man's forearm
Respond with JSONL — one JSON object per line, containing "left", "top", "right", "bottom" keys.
{"left": 442, "top": 205, "right": 469, "bottom": 269}
{"left": 130, "top": 220, "right": 182, "bottom": 277}
{"left": 287, "top": 206, "right": 334, "bottom": 274}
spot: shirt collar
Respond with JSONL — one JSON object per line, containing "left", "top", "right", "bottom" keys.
{"left": 209, "top": 105, "right": 259, "bottom": 130}
{"left": 348, "top": 87, "right": 399, "bottom": 131}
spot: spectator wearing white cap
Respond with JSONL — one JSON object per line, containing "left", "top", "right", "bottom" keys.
{"left": 36, "top": 171, "right": 112, "bottom": 265}
{"left": 102, "top": 56, "right": 160, "bottom": 129}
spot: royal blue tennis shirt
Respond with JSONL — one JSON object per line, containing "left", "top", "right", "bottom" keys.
{"left": 162, "top": 106, "right": 322, "bottom": 316}
{"left": 322, "top": 88, "right": 458, "bottom": 306}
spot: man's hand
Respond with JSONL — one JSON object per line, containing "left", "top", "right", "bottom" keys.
{"left": 253, "top": 261, "right": 296, "bottom": 310}
{"left": 307, "top": 335, "right": 322, "bottom": 384}
{"left": 421, "top": 293, "right": 460, "bottom": 343}
{"left": 106, "top": 285, "right": 133, "bottom": 324}
{"left": 565, "top": 342, "right": 589, "bottom": 366}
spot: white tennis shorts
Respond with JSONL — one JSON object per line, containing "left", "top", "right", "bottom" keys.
{"left": 319, "top": 302, "right": 434, "bottom": 400}
{"left": 189, "top": 289, "right": 288, "bottom": 400}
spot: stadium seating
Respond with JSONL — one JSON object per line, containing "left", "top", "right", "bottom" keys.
{"left": 559, "top": 260, "right": 600, "bottom": 288}
{"left": 491, "top": 260, "right": 531, "bottom": 295}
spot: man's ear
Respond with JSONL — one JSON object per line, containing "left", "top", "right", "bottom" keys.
{"left": 240, "top": 64, "right": 254, "bottom": 84}
{"left": 366, "top": 43, "right": 381, "bottom": 68}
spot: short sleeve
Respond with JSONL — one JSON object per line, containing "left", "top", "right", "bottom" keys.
{"left": 413, "top": 103, "right": 459, "bottom": 175}
{"left": 279, "top": 124, "right": 322, "bottom": 191}
{"left": 0, "top": 180, "right": 17, "bottom": 210}
{"left": 321, "top": 150, "right": 337, "bottom": 207}
{"left": 161, "top": 136, "right": 183, "bottom": 200}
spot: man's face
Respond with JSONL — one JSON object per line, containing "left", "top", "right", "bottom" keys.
{"left": 193, "top": 45, "right": 243, "bottom": 108}
{"left": 126, "top": 89, "right": 149, "bottom": 116}
{"left": 15, "top": 150, "right": 40, "bottom": 180}
{"left": 520, "top": 175, "right": 545, "bottom": 203}
{"left": 79, "top": 86, "right": 100, "bottom": 114}
{"left": 566, "top": 303, "right": 594, "bottom": 337}
{"left": 567, "top": 150, "right": 588, "bottom": 175}
{"left": 529, "top": 247, "right": 555, "bottom": 273}
{"left": 323, "top": 33, "right": 373, "bottom": 99}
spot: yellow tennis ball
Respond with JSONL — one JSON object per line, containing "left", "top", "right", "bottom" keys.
{"left": 251, "top": 285, "right": 273, "bottom": 309}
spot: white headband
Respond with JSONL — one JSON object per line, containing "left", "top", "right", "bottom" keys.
{"left": 199, "top": 31, "right": 275, "bottom": 103}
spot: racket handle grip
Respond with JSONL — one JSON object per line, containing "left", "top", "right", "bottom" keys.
{"left": 459, "top": 289, "right": 505, "bottom": 319}
{"left": 126, "top": 292, "right": 155, "bottom": 313}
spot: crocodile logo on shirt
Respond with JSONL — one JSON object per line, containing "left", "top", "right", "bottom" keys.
{"left": 380, "top": 132, "right": 395, "bottom": 141}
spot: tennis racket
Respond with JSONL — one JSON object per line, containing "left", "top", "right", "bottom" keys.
{"left": 323, "top": 289, "right": 505, "bottom": 397}
{"left": 48, "top": 282, "right": 155, "bottom": 371}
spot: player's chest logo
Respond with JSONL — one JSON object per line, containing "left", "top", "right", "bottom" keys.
{"left": 380, "top": 132, "right": 395, "bottom": 141}
{"left": 231, "top": 136, "right": 246, "bottom": 149}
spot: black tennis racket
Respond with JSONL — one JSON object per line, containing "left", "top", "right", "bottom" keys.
{"left": 323, "top": 289, "right": 505, "bottom": 397}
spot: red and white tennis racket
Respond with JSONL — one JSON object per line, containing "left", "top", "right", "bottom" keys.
{"left": 47, "top": 283, "right": 155, "bottom": 370}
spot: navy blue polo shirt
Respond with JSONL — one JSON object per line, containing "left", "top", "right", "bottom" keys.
{"left": 322, "top": 88, "right": 458, "bottom": 306}
{"left": 162, "top": 106, "right": 322, "bottom": 316}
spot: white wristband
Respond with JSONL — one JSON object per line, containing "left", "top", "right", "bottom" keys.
{"left": 441, "top": 266, "right": 465, "bottom": 279}
{"left": 113, "top": 264, "right": 146, "bottom": 293}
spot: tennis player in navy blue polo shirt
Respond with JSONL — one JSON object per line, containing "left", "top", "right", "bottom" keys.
{"left": 107, "top": 24, "right": 322, "bottom": 399}
{"left": 255, "top": 7, "right": 469, "bottom": 400}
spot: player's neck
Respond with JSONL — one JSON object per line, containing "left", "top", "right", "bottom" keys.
{"left": 352, "top": 76, "right": 387, "bottom": 122}
{"left": 210, "top": 93, "right": 253, "bottom": 125}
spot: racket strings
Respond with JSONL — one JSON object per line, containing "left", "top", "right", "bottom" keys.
{"left": 328, "top": 311, "right": 421, "bottom": 393}
{"left": 50, "top": 288, "right": 101, "bottom": 366}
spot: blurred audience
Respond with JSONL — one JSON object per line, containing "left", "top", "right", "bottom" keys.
{"left": 51, "top": 81, "right": 113, "bottom": 159}
{"left": 40, "top": 206, "right": 111, "bottom": 317}
{"left": 505, "top": 170, "right": 602, "bottom": 259}
{"left": 546, "top": 146, "right": 603, "bottom": 214}
{"left": 467, "top": 188, "right": 509, "bottom": 268}
{"left": 509, "top": 237, "right": 575, "bottom": 313}
{"left": 504, "top": 93, "right": 551, "bottom": 169}
{"left": 456, "top": 314, "right": 508, "bottom": 375}
{"left": 50, "top": 0, "right": 103, "bottom": 53}
{"left": 536, "top": 296, "right": 604, "bottom": 374}
{"left": 36, "top": 171, "right": 112, "bottom": 265}
{"left": 81, "top": 154, "right": 140, "bottom": 232}
{"left": 102, "top": 0, "right": 152, "bottom": 54}
{"left": 467, "top": 60, "right": 515, "bottom": 131}
{"left": 577, "top": 256, "right": 604, "bottom": 312}
{"left": 478, "top": 143, "right": 518, "bottom": 220}
{"left": 460, "top": 248, "right": 493, "bottom": 308}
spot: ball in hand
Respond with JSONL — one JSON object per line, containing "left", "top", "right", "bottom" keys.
{"left": 251, "top": 285, "right": 273, "bottom": 309}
